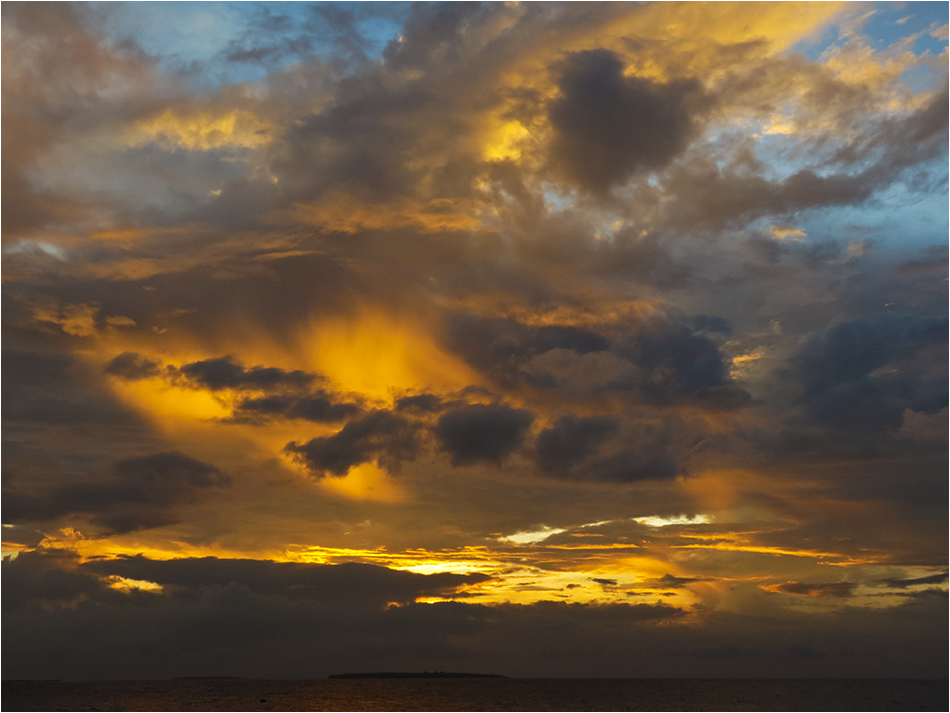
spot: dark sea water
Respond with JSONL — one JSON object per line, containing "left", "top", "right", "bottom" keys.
{"left": 3, "top": 678, "right": 946, "bottom": 712}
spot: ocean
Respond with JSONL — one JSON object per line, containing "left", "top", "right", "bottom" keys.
{"left": 2, "top": 678, "right": 946, "bottom": 711}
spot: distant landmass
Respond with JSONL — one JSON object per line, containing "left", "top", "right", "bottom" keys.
{"left": 328, "top": 671, "right": 507, "bottom": 679}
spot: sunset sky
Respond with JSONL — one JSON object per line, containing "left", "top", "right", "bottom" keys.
{"left": 2, "top": 1, "right": 948, "bottom": 680}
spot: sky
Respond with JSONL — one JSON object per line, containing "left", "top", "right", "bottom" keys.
{"left": 2, "top": 1, "right": 948, "bottom": 681}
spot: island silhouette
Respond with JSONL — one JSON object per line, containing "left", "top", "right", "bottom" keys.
{"left": 328, "top": 671, "right": 507, "bottom": 679}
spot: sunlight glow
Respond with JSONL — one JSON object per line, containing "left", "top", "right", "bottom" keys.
{"left": 635, "top": 514, "right": 712, "bottom": 528}
{"left": 317, "top": 462, "right": 410, "bottom": 503}
{"left": 499, "top": 526, "right": 567, "bottom": 545}
{"left": 306, "top": 309, "right": 481, "bottom": 400}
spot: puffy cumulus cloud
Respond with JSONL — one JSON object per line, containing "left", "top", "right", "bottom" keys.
{"left": 535, "top": 415, "right": 619, "bottom": 475}
{"left": 548, "top": 49, "right": 707, "bottom": 193}
{"left": 532, "top": 412, "right": 695, "bottom": 484}
{"left": 233, "top": 393, "right": 361, "bottom": 425}
{"left": 433, "top": 403, "right": 535, "bottom": 467}
{"left": 611, "top": 318, "right": 752, "bottom": 409}
{"left": 762, "top": 312, "right": 949, "bottom": 458}
{"left": 438, "top": 309, "right": 750, "bottom": 409}
{"left": 4, "top": 452, "right": 230, "bottom": 534}
{"left": 103, "top": 352, "right": 364, "bottom": 425}
{"left": 105, "top": 351, "right": 163, "bottom": 381}
{"left": 176, "top": 356, "right": 317, "bottom": 392}
{"left": 286, "top": 410, "right": 422, "bottom": 477}
{"left": 440, "top": 312, "right": 611, "bottom": 388}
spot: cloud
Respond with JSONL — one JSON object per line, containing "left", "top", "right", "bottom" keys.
{"left": 646, "top": 573, "right": 708, "bottom": 589}
{"left": 548, "top": 49, "right": 706, "bottom": 193}
{"left": 285, "top": 410, "right": 421, "bottom": 476}
{"left": 535, "top": 415, "right": 618, "bottom": 475}
{"left": 4, "top": 452, "right": 230, "bottom": 534}
{"left": 441, "top": 312, "right": 611, "bottom": 388}
{"left": 234, "top": 393, "right": 361, "bottom": 424}
{"left": 785, "top": 312, "right": 948, "bottom": 440}
{"left": 82, "top": 554, "right": 489, "bottom": 609}
{"left": 433, "top": 403, "right": 535, "bottom": 467}
{"left": 177, "top": 356, "right": 318, "bottom": 391}
{"left": 660, "top": 86, "right": 949, "bottom": 232}
{"left": 105, "top": 352, "right": 163, "bottom": 380}
{"left": 3, "top": 551, "right": 948, "bottom": 681}
{"left": 440, "top": 310, "right": 750, "bottom": 409}
{"left": 611, "top": 318, "right": 752, "bottom": 409}
{"left": 763, "top": 581, "right": 856, "bottom": 598}
{"left": 877, "top": 572, "right": 949, "bottom": 589}
{"left": 394, "top": 393, "right": 444, "bottom": 413}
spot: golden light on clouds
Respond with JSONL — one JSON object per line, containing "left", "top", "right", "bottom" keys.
{"left": 305, "top": 309, "right": 482, "bottom": 400}
{"left": 108, "top": 376, "right": 231, "bottom": 426}
{"left": 316, "top": 462, "right": 410, "bottom": 503}
{"left": 294, "top": 193, "right": 489, "bottom": 234}
{"left": 482, "top": 120, "right": 532, "bottom": 162}
{"left": 127, "top": 108, "right": 271, "bottom": 150}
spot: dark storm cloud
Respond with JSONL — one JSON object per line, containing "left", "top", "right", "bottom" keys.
{"left": 82, "top": 555, "right": 489, "bottom": 608}
{"left": 535, "top": 415, "right": 618, "bottom": 475}
{"left": 576, "top": 439, "right": 681, "bottom": 482}
{"left": 103, "top": 350, "right": 366, "bottom": 425}
{"left": 2, "top": 348, "right": 162, "bottom": 489}
{"left": 5, "top": 550, "right": 947, "bottom": 681}
{"left": 235, "top": 392, "right": 361, "bottom": 424}
{"left": 767, "top": 581, "right": 856, "bottom": 599}
{"left": 611, "top": 319, "right": 752, "bottom": 409}
{"left": 4, "top": 452, "right": 230, "bottom": 534}
{"left": 394, "top": 393, "right": 444, "bottom": 413}
{"left": 548, "top": 49, "right": 706, "bottom": 193}
{"left": 105, "top": 351, "right": 163, "bottom": 380}
{"left": 177, "top": 356, "right": 318, "bottom": 391}
{"left": 285, "top": 409, "right": 421, "bottom": 476}
{"left": 441, "top": 310, "right": 749, "bottom": 409}
{"left": 877, "top": 572, "right": 949, "bottom": 589}
{"left": 1, "top": 551, "right": 118, "bottom": 612}
{"left": 442, "top": 312, "right": 610, "bottom": 388}
{"left": 433, "top": 403, "right": 535, "bottom": 467}
{"left": 647, "top": 574, "right": 708, "bottom": 589}
{"left": 773, "top": 312, "right": 948, "bottom": 447}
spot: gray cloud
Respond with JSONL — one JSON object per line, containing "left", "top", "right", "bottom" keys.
{"left": 235, "top": 393, "right": 361, "bottom": 424}
{"left": 3, "top": 551, "right": 947, "bottom": 681}
{"left": 433, "top": 403, "right": 535, "bottom": 467}
{"left": 548, "top": 49, "right": 706, "bottom": 193}
{"left": 82, "top": 554, "right": 490, "bottom": 609}
{"left": 177, "top": 356, "right": 318, "bottom": 391}
{"left": 877, "top": 572, "right": 949, "bottom": 589}
{"left": 285, "top": 410, "right": 421, "bottom": 476}
{"left": 766, "top": 581, "right": 856, "bottom": 599}
{"left": 4, "top": 451, "right": 230, "bottom": 534}
{"left": 105, "top": 352, "right": 163, "bottom": 380}
{"left": 535, "top": 415, "right": 618, "bottom": 475}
